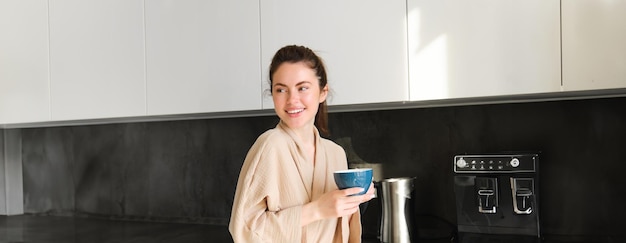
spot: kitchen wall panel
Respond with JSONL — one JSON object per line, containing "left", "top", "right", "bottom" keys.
{"left": 22, "top": 127, "right": 75, "bottom": 215}
{"left": 0, "top": 130, "right": 5, "bottom": 215}
{"left": 260, "top": 0, "right": 409, "bottom": 108}
{"left": 562, "top": 0, "right": 626, "bottom": 91}
{"left": 48, "top": 0, "right": 145, "bottom": 121}
{"left": 145, "top": 0, "right": 262, "bottom": 115}
{"left": 1, "top": 129, "right": 24, "bottom": 215}
{"left": 407, "top": 0, "right": 561, "bottom": 100}
{"left": 20, "top": 97, "right": 626, "bottom": 238}
{"left": 22, "top": 116, "right": 279, "bottom": 224}
{"left": 0, "top": 0, "right": 50, "bottom": 124}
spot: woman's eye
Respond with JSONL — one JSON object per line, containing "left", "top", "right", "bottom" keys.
{"left": 274, "top": 88, "right": 286, "bottom": 93}
{"left": 298, "top": 86, "right": 309, "bottom": 92}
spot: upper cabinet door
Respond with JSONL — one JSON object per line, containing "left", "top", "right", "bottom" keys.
{"left": 562, "top": 0, "right": 626, "bottom": 91}
{"left": 260, "top": 0, "right": 408, "bottom": 109}
{"left": 145, "top": 0, "right": 262, "bottom": 115}
{"left": 0, "top": 0, "right": 50, "bottom": 124}
{"left": 49, "top": 0, "right": 146, "bottom": 121}
{"left": 408, "top": 0, "right": 561, "bottom": 100}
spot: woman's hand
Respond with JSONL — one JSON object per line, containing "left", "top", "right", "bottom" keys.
{"left": 301, "top": 183, "right": 376, "bottom": 226}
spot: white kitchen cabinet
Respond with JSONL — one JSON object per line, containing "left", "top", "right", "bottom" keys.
{"left": 145, "top": 0, "right": 262, "bottom": 115}
{"left": 0, "top": 0, "right": 50, "bottom": 124}
{"left": 260, "top": 0, "right": 408, "bottom": 109}
{"left": 407, "top": 0, "right": 561, "bottom": 100}
{"left": 48, "top": 0, "right": 145, "bottom": 121}
{"left": 562, "top": 0, "right": 626, "bottom": 91}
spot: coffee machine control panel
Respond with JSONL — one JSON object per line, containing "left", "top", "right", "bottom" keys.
{"left": 454, "top": 154, "right": 537, "bottom": 173}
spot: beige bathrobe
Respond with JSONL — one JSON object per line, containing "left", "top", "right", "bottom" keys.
{"left": 229, "top": 122, "right": 361, "bottom": 242}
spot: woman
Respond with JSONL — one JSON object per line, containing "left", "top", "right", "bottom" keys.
{"left": 229, "top": 45, "right": 375, "bottom": 242}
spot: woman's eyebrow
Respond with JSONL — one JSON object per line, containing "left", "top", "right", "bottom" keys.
{"left": 273, "top": 81, "right": 312, "bottom": 87}
{"left": 296, "top": 81, "right": 312, "bottom": 86}
{"left": 272, "top": 83, "right": 287, "bottom": 87}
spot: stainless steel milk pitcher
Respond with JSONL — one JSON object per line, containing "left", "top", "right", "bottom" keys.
{"left": 380, "top": 177, "right": 416, "bottom": 243}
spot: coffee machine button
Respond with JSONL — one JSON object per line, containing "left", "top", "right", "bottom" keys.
{"left": 456, "top": 158, "right": 467, "bottom": 168}
{"left": 510, "top": 158, "right": 520, "bottom": 167}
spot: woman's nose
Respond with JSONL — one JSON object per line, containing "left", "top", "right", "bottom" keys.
{"left": 287, "top": 90, "right": 299, "bottom": 101}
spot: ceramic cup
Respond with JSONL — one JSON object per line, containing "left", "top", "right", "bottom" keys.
{"left": 333, "top": 168, "right": 373, "bottom": 196}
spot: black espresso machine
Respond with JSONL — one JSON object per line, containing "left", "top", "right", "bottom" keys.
{"left": 453, "top": 153, "right": 540, "bottom": 243}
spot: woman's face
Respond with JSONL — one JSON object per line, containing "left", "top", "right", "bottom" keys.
{"left": 271, "top": 62, "right": 328, "bottom": 131}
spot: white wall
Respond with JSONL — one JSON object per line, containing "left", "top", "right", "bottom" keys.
{"left": 0, "top": 130, "right": 5, "bottom": 215}
{"left": 0, "top": 129, "right": 23, "bottom": 215}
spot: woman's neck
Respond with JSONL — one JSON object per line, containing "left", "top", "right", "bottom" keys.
{"left": 282, "top": 121, "right": 318, "bottom": 163}
{"left": 291, "top": 124, "right": 316, "bottom": 146}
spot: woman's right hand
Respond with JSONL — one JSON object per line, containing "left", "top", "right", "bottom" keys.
{"left": 300, "top": 187, "right": 373, "bottom": 226}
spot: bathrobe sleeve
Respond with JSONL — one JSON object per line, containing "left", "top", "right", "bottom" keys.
{"left": 229, "top": 130, "right": 307, "bottom": 242}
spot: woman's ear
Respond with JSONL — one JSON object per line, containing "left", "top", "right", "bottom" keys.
{"left": 319, "top": 85, "right": 329, "bottom": 103}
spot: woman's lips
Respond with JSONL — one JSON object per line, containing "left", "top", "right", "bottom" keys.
{"left": 287, "top": 108, "right": 304, "bottom": 114}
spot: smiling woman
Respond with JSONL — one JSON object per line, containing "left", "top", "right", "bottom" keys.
{"left": 228, "top": 45, "right": 375, "bottom": 243}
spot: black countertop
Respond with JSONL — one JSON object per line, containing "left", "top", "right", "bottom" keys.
{"left": 363, "top": 233, "right": 626, "bottom": 243}
{"left": 4, "top": 215, "right": 623, "bottom": 243}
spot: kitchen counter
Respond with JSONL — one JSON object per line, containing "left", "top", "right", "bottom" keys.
{"left": 0, "top": 215, "right": 233, "bottom": 243}
{"left": 3, "top": 215, "right": 623, "bottom": 242}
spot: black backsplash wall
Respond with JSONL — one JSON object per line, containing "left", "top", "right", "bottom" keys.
{"left": 19, "top": 96, "right": 626, "bottom": 237}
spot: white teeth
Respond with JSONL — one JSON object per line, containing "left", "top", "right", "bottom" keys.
{"left": 287, "top": 109, "right": 304, "bottom": 114}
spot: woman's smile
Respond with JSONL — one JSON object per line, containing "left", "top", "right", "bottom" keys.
{"left": 287, "top": 108, "right": 305, "bottom": 114}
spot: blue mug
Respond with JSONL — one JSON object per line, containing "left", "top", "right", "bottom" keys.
{"left": 333, "top": 168, "right": 373, "bottom": 196}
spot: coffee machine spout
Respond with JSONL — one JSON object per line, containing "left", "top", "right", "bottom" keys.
{"left": 511, "top": 178, "right": 534, "bottom": 215}
{"left": 476, "top": 177, "right": 498, "bottom": 214}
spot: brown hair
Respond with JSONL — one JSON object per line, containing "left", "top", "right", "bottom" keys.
{"left": 269, "top": 45, "right": 330, "bottom": 137}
